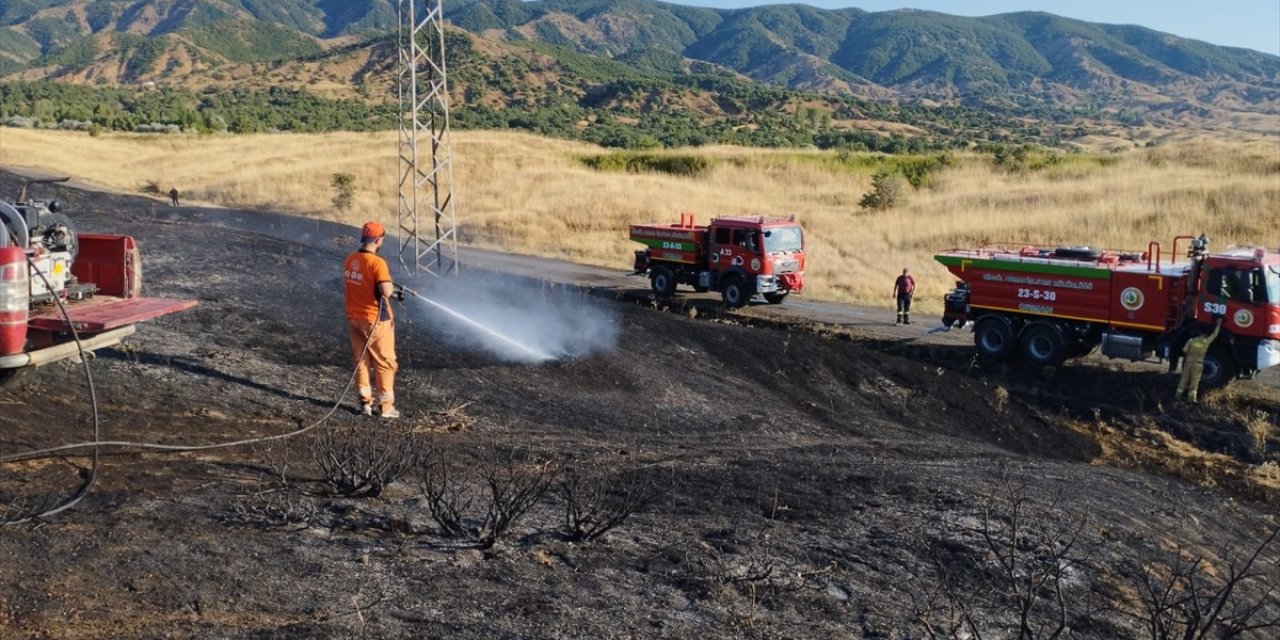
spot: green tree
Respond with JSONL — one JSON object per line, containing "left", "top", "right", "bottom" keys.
{"left": 859, "top": 171, "right": 907, "bottom": 211}
{"left": 330, "top": 173, "right": 356, "bottom": 213}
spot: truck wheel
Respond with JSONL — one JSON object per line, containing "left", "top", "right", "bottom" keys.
{"left": 1198, "top": 346, "right": 1239, "bottom": 390}
{"left": 650, "top": 266, "right": 677, "bottom": 297}
{"left": 721, "top": 276, "right": 748, "bottom": 308}
{"left": 974, "top": 317, "right": 1014, "bottom": 362}
{"left": 1020, "top": 324, "right": 1066, "bottom": 366}
{"left": 763, "top": 292, "right": 788, "bottom": 305}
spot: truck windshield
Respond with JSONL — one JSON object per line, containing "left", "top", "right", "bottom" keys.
{"left": 1266, "top": 266, "right": 1280, "bottom": 303}
{"left": 763, "top": 226, "right": 803, "bottom": 253}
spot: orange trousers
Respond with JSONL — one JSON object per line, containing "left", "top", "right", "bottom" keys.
{"left": 347, "top": 317, "right": 397, "bottom": 407}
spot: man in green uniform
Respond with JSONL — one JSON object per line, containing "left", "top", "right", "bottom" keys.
{"left": 1176, "top": 317, "right": 1223, "bottom": 404}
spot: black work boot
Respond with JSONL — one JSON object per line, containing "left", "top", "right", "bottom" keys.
{"left": 904, "top": 314, "right": 911, "bottom": 325}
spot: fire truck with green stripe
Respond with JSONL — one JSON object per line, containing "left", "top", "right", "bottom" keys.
{"left": 630, "top": 213, "right": 805, "bottom": 308}
{"left": 935, "top": 235, "right": 1280, "bottom": 388}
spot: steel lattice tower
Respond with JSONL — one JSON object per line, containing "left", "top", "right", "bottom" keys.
{"left": 397, "top": 0, "right": 458, "bottom": 276}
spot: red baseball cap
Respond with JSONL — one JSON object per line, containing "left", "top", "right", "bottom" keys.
{"left": 361, "top": 221, "right": 385, "bottom": 241}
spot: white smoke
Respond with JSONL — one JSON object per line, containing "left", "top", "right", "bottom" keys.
{"left": 398, "top": 273, "right": 620, "bottom": 364}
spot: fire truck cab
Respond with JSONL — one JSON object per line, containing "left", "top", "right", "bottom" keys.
{"left": 630, "top": 213, "right": 806, "bottom": 308}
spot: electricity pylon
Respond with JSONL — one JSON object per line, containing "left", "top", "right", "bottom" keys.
{"left": 396, "top": 0, "right": 458, "bottom": 276}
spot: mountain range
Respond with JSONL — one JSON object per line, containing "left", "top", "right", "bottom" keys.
{"left": 1, "top": 0, "right": 1277, "bottom": 134}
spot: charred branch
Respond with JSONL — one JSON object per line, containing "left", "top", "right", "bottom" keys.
{"left": 558, "top": 455, "right": 658, "bottom": 543}
{"left": 416, "top": 442, "right": 557, "bottom": 549}
{"left": 310, "top": 423, "right": 421, "bottom": 499}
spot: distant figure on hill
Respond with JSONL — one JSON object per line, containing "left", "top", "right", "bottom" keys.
{"left": 893, "top": 268, "right": 915, "bottom": 325}
{"left": 1176, "top": 316, "right": 1223, "bottom": 404}
{"left": 169, "top": 188, "right": 180, "bottom": 207}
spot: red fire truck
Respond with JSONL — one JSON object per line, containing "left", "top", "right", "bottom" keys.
{"left": 630, "top": 213, "right": 805, "bottom": 308}
{"left": 935, "top": 235, "right": 1280, "bottom": 387}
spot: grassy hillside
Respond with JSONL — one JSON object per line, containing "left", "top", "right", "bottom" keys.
{"left": 0, "top": 0, "right": 1275, "bottom": 135}
{"left": 2, "top": 128, "right": 1275, "bottom": 312}
{"left": 184, "top": 19, "right": 323, "bottom": 63}
{"left": 446, "top": 0, "right": 1279, "bottom": 113}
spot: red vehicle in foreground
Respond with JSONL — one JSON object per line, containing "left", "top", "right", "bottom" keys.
{"left": 1, "top": 178, "right": 196, "bottom": 384}
{"left": 630, "top": 213, "right": 806, "bottom": 308}
{"left": 935, "top": 235, "right": 1280, "bottom": 388}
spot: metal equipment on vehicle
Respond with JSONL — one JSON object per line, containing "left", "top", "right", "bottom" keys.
{"left": 0, "top": 178, "right": 197, "bottom": 383}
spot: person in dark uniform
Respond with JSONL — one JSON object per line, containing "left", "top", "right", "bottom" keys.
{"left": 169, "top": 188, "right": 180, "bottom": 206}
{"left": 893, "top": 268, "right": 915, "bottom": 325}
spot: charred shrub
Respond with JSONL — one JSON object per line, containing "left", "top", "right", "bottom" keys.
{"left": 1114, "top": 527, "right": 1280, "bottom": 639}
{"left": 417, "top": 442, "right": 557, "bottom": 548}
{"left": 558, "top": 455, "right": 658, "bottom": 543}
{"left": 912, "top": 478, "right": 1097, "bottom": 639}
{"left": 224, "top": 488, "right": 320, "bottom": 530}
{"left": 311, "top": 423, "right": 421, "bottom": 498}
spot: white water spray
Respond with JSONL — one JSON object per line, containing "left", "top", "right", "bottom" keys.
{"left": 413, "top": 294, "right": 554, "bottom": 362}
{"left": 398, "top": 275, "right": 620, "bottom": 364}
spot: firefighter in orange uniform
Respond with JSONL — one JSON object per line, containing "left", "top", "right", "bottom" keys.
{"left": 343, "top": 221, "right": 402, "bottom": 419}
{"left": 1175, "top": 316, "right": 1223, "bottom": 404}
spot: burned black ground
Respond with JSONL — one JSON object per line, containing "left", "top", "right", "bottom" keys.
{"left": 1, "top": 174, "right": 1277, "bottom": 639}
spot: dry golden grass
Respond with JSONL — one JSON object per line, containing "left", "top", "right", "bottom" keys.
{"left": 1, "top": 127, "right": 1277, "bottom": 311}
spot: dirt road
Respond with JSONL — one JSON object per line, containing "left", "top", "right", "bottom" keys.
{"left": 0, "top": 171, "right": 1276, "bottom": 639}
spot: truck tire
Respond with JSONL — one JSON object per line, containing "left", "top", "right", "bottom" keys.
{"left": 1198, "top": 345, "right": 1239, "bottom": 390}
{"left": 1020, "top": 323, "right": 1066, "bottom": 366}
{"left": 721, "top": 276, "right": 748, "bottom": 309}
{"left": 974, "top": 317, "right": 1015, "bottom": 362}
{"left": 763, "top": 292, "right": 788, "bottom": 305}
{"left": 650, "top": 265, "right": 677, "bottom": 297}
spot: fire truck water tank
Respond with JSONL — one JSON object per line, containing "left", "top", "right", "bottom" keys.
{"left": 1101, "top": 332, "right": 1148, "bottom": 361}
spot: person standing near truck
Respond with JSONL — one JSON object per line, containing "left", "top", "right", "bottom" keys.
{"left": 1175, "top": 316, "right": 1223, "bottom": 404}
{"left": 893, "top": 268, "right": 915, "bottom": 325}
{"left": 343, "top": 221, "right": 403, "bottom": 419}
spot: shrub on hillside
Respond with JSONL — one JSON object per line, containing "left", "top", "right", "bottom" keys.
{"left": 330, "top": 173, "right": 356, "bottom": 213}
{"left": 859, "top": 171, "right": 908, "bottom": 211}
{"left": 581, "top": 153, "right": 713, "bottom": 178}
{"left": 898, "top": 153, "right": 955, "bottom": 188}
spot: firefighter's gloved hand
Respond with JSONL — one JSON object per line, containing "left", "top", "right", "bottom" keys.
{"left": 391, "top": 284, "right": 406, "bottom": 302}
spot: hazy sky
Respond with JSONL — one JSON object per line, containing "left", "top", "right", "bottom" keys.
{"left": 675, "top": 1, "right": 1280, "bottom": 56}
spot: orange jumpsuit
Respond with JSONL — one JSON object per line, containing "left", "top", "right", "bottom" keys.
{"left": 343, "top": 250, "right": 397, "bottom": 411}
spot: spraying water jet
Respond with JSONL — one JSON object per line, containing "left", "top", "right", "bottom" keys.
{"left": 395, "top": 283, "right": 555, "bottom": 363}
